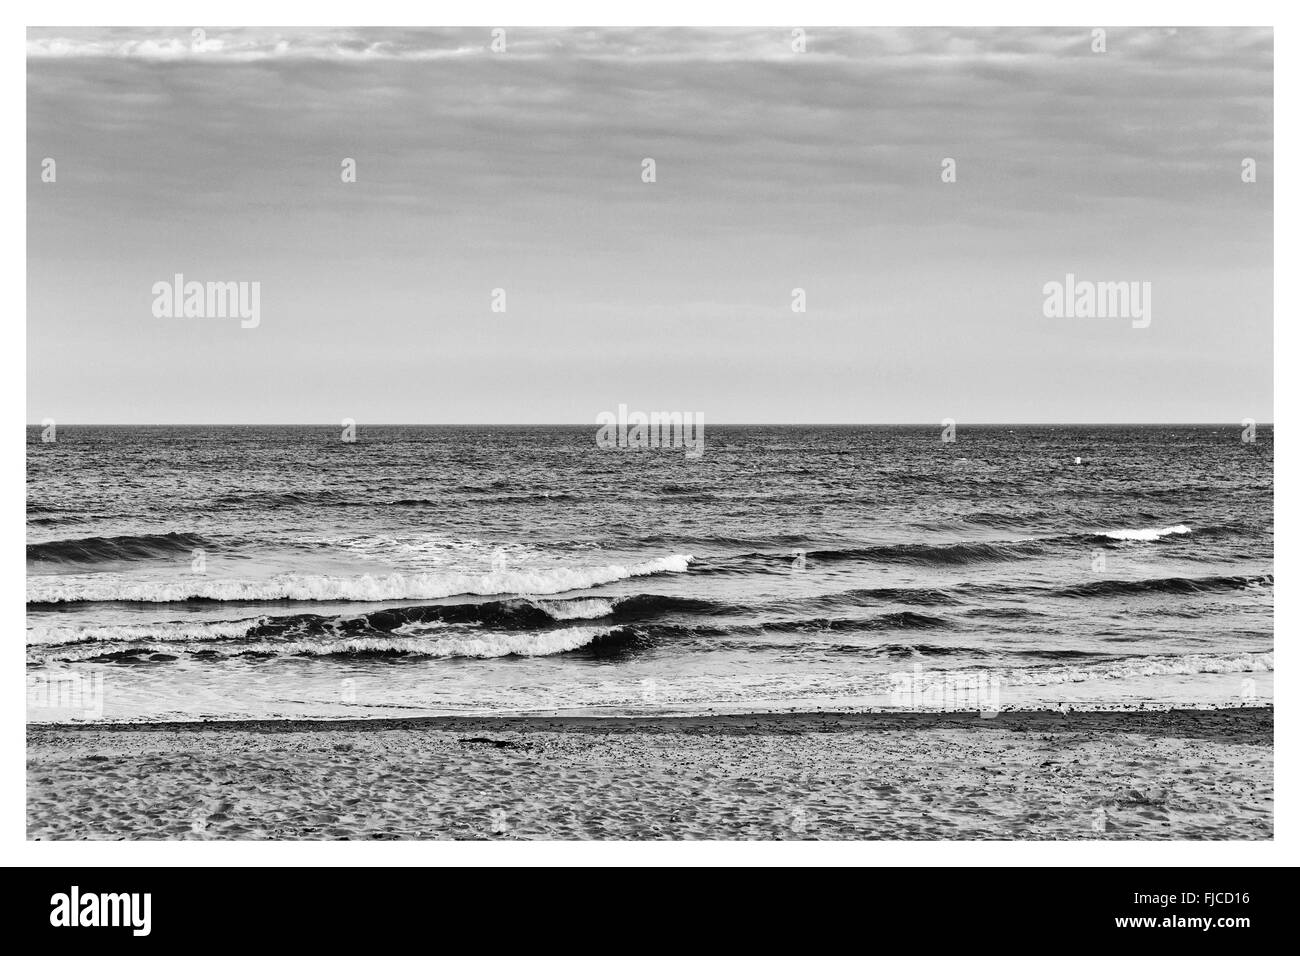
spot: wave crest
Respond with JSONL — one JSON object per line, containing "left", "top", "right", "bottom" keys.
{"left": 39, "top": 625, "right": 620, "bottom": 662}
{"left": 27, "top": 532, "right": 210, "bottom": 565}
{"left": 26, "top": 554, "right": 693, "bottom": 604}
{"left": 1096, "top": 525, "right": 1192, "bottom": 542}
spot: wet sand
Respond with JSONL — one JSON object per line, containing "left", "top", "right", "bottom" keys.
{"left": 27, "top": 708, "right": 1273, "bottom": 840}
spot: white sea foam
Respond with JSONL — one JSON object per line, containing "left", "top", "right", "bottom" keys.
{"left": 38, "top": 625, "right": 616, "bottom": 662}
{"left": 1003, "top": 652, "right": 1273, "bottom": 686}
{"left": 1099, "top": 524, "right": 1191, "bottom": 541}
{"left": 26, "top": 619, "right": 264, "bottom": 646}
{"left": 536, "top": 597, "right": 618, "bottom": 620}
{"left": 26, "top": 554, "right": 693, "bottom": 604}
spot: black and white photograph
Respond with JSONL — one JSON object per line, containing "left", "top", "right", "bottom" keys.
{"left": 18, "top": 12, "right": 1284, "bottom": 877}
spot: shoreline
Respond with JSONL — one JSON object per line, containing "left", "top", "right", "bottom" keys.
{"left": 27, "top": 705, "right": 1275, "bottom": 738}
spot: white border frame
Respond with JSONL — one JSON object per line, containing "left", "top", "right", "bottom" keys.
{"left": 7, "top": 2, "right": 1289, "bottom": 866}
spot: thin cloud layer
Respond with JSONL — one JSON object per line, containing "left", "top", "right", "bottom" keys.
{"left": 27, "top": 26, "right": 1272, "bottom": 423}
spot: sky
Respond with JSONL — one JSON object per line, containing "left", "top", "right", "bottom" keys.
{"left": 27, "top": 26, "right": 1273, "bottom": 424}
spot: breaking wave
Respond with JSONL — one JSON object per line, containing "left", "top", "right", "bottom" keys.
{"left": 27, "top": 532, "right": 211, "bottom": 565}
{"left": 1095, "top": 525, "right": 1192, "bottom": 542}
{"left": 41, "top": 625, "right": 622, "bottom": 662}
{"left": 26, "top": 554, "right": 694, "bottom": 605}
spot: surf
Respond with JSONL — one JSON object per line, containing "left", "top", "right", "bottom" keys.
{"left": 25, "top": 553, "right": 694, "bottom": 604}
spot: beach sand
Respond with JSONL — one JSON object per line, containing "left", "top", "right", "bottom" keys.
{"left": 27, "top": 709, "right": 1272, "bottom": 840}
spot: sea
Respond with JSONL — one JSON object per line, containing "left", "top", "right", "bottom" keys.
{"left": 26, "top": 425, "right": 1274, "bottom": 722}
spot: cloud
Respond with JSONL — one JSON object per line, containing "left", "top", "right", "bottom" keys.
{"left": 26, "top": 26, "right": 1273, "bottom": 423}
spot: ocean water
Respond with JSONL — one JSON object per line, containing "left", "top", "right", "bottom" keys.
{"left": 26, "top": 425, "right": 1273, "bottom": 721}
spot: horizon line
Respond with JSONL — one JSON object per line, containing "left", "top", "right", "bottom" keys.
{"left": 24, "top": 421, "right": 1276, "bottom": 428}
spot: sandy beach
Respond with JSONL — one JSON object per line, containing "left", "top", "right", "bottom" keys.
{"left": 27, "top": 708, "right": 1272, "bottom": 840}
